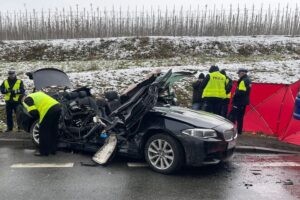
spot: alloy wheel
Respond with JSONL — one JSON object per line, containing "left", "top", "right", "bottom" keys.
{"left": 32, "top": 123, "right": 40, "bottom": 145}
{"left": 148, "top": 139, "right": 174, "bottom": 170}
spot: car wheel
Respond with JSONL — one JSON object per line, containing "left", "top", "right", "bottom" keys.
{"left": 145, "top": 134, "right": 184, "bottom": 174}
{"left": 30, "top": 121, "right": 40, "bottom": 147}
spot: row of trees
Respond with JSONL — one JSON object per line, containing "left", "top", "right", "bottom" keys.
{"left": 0, "top": 4, "right": 299, "bottom": 40}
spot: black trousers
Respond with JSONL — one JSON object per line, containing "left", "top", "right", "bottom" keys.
{"left": 202, "top": 98, "right": 223, "bottom": 115}
{"left": 229, "top": 105, "right": 246, "bottom": 135}
{"left": 5, "top": 101, "right": 20, "bottom": 130}
{"left": 39, "top": 105, "right": 61, "bottom": 155}
{"left": 220, "top": 99, "right": 230, "bottom": 118}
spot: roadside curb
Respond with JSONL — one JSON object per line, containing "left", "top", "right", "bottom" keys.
{"left": 236, "top": 145, "right": 300, "bottom": 155}
{"left": 0, "top": 138, "right": 33, "bottom": 147}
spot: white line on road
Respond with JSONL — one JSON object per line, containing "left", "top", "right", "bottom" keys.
{"left": 0, "top": 138, "right": 30, "bottom": 142}
{"left": 11, "top": 163, "right": 74, "bottom": 168}
{"left": 236, "top": 162, "right": 300, "bottom": 167}
{"left": 127, "top": 162, "right": 149, "bottom": 168}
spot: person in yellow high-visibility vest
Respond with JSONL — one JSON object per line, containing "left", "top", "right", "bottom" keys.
{"left": 229, "top": 68, "right": 252, "bottom": 135}
{"left": 0, "top": 70, "right": 25, "bottom": 132}
{"left": 201, "top": 65, "right": 227, "bottom": 115}
{"left": 22, "top": 91, "right": 61, "bottom": 156}
{"left": 220, "top": 69, "right": 233, "bottom": 118}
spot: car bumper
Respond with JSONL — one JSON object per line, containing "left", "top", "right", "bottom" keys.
{"left": 177, "top": 135, "right": 236, "bottom": 167}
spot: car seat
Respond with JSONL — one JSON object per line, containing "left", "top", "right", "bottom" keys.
{"left": 96, "top": 98, "right": 110, "bottom": 119}
{"left": 65, "top": 91, "right": 79, "bottom": 100}
{"left": 77, "top": 91, "right": 99, "bottom": 113}
{"left": 105, "top": 91, "right": 121, "bottom": 113}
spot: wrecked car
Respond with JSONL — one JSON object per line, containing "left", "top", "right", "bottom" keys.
{"left": 17, "top": 68, "right": 237, "bottom": 174}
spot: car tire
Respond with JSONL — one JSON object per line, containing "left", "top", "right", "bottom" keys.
{"left": 30, "top": 120, "right": 40, "bottom": 147}
{"left": 145, "top": 134, "right": 184, "bottom": 174}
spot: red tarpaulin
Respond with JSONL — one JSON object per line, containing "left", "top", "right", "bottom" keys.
{"left": 231, "top": 80, "right": 300, "bottom": 146}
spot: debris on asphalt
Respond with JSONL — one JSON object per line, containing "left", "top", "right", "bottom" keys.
{"left": 80, "top": 161, "right": 98, "bottom": 167}
{"left": 250, "top": 169, "right": 262, "bottom": 172}
{"left": 243, "top": 182, "right": 253, "bottom": 189}
{"left": 266, "top": 174, "right": 273, "bottom": 176}
{"left": 283, "top": 179, "right": 294, "bottom": 185}
{"left": 252, "top": 172, "right": 261, "bottom": 175}
{"left": 250, "top": 169, "right": 262, "bottom": 175}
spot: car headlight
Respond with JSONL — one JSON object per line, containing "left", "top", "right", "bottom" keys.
{"left": 182, "top": 129, "right": 217, "bottom": 138}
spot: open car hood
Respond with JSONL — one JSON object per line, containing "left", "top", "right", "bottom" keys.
{"left": 27, "top": 68, "right": 72, "bottom": 90}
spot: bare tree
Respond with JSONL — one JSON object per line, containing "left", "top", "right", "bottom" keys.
{"left": 0, "top": 3, "right": 299, "bottom": 40}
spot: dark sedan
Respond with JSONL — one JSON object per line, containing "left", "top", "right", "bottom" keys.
{"left": 17, "top": 68, "right": 237, "bottom": 174}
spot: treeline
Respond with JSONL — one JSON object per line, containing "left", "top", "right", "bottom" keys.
{"left": 0, "top": 4, "right": 299, "bottom": 40}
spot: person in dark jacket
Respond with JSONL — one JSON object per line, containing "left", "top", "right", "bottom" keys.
{"left": 192, "top": 73, "right": 205, "bottom": 110}
{"left": 229, "top": 68, "right": 252, "bottom": 135}
{"left": 0, "top": 69, "right": 25, "bottom": 132}
{"left": 201, "top": 65, "right": 226, "bottom": 115}
{"left": 220, "top": 69, "right": 233, "bottom": 118}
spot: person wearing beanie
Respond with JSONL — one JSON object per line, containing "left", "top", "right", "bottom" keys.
{"left": 191, "top": 72, "right": 205, "bottom": 110}
{"left": 220, "top": 69, "right": 233, "bottom": 118}
{"left": 229, "top": 68, "right": 252, "bottom": 135}
{"left": 0, "top": 69, "right": 25, "bottom": 132}
{"left": 201, "top": 65, "right": 227, "bottom": 115}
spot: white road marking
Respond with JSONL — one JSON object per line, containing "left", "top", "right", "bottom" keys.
{"left": 24, "top": 149, "right": 36, "bottom": 153}
{"left": 236, "top": 162, "right": 300, "bottom": 167}
{"left": 0, "top": 138, "right": 30, "bottom": 141}
{"left": 11, "top": 163, "right": 74, "bottom": 168}
{"left": 127, "top": 162, "right": 149, "bottom": 168}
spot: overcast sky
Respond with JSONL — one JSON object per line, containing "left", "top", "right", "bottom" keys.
{"left": 0, "top": 0, "right": 298, "bottom": 12}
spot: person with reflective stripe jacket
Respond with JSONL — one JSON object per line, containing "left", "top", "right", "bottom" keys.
{"left": 191, "top": 73, "right": 205, "bottom": 110}
{"left": 22, "top": 91, "right": 61, "bottom": 156}
{"left": 201, "top": 65, "right": 227, "bottom": 115}
{"left": 220, "top": 69, "right": 233, "bottom": 118}
{"left": 0, "top": 69, "right": 25, "bottom": 132}
{"left": 229, "top": 68, "right": 252, "bottom": 135}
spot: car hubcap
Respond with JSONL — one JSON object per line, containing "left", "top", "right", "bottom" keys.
{"left": 148, "top": 139, "right": 174, "bottom": 170}
{"left": 32, "top": 123, "right": 40, "bottom": 144}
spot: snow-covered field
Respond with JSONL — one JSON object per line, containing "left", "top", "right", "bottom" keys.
{"left": 0, "top": 35, "right": 299, "bottom": 130}
{"left": 0, "top": 36, "right": 299, "bottom": 100}
{"left": 1, "top": 36, "right": 300, "bottom": 61}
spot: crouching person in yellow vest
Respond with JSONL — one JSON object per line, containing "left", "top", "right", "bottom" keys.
{"left": 22, "top": 91, "right": 61, "bottom": 156}
{"left": 0, "top": 69, "right": 25, "bottom": 132}
{"left": 201, "top": 65, "right": 227, "bottom": 115}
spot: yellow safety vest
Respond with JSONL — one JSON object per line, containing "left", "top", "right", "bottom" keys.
{"left": 202, "top": 71, "right": 226, "bottom": 98}
{"left": 225, "top": 78, "right": 231, "bottom": 99}
{"left": 4, "top": 79, "right": 21, "bottom": 102}
{"left": 238, "top": 80, "right": 247, "bottom": 91}
{"left": 23, "top": 91, "right": 59, "bottom": 123}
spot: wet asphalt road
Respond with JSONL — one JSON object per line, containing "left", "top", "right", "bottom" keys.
{"left": 0, "top": 144, "right": 299, "bottom": 200}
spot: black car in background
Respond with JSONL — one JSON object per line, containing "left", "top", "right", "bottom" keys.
{"left": 17, "top": 68, "right": 237, "bottom": 174}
